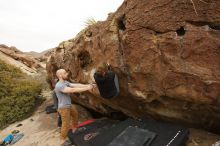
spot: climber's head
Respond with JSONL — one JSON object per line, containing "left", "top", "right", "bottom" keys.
{"left": 56, "top": 69, "right": 69, "bottom": 80}
{"left": 96, "top": 62, "right": 108, "bottom": 76}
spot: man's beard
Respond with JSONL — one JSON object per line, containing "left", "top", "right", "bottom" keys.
{"left": 63, "top": 76, "right": 68, "bottom": 80}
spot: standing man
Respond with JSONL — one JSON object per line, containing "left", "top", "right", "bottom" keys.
{"left": 55, "top": 69, "right": 95, "bottom": 145}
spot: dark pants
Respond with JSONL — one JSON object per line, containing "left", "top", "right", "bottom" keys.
{"left": 52, "top": 90, "right": 58, "bottom": 109}
{"left": 52, "top": 90, "right": 62, "bottom": 127}
{"left": 58, "top": 113, "right": 62, "bottom": 127}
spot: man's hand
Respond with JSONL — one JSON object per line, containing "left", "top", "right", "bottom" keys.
{"left": 88, "top": 84, "right": 93, "bottom": 90}
{"left": 91, "top": 83, "right": 97, "bottom": 89}
{"left": 88, "top": 83, "right": 97, "bottom": 92}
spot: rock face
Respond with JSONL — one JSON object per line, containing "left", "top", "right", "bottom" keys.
{"left": 0, "top": 44, "right": 44, "bottom": 75}
{"left": 46, "top": 0, "right": 220, "bottom": 132}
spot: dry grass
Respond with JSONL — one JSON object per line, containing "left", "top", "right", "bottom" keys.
{"left": 84, "top": 17, "right": 97, "bottom": 27}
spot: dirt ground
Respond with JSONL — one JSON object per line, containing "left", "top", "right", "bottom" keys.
{"left": 0, "top": 90, "right": 92, "bottom": 146}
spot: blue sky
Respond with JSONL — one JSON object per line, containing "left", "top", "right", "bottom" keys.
{"left": 0, "top": 0, "right": 124, "bottom": 52}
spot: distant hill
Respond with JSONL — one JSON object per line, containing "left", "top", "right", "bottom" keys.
{"left": 25, "top": 49, "right": 52, "bottom": 58}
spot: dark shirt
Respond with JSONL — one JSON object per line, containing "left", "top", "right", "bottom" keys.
{"left": 94, "top": 71, "right": 118, "bottom": 99}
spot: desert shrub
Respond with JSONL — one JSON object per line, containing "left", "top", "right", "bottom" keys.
{"left": 0, "top": 60, "right": 42, "bottom": 129}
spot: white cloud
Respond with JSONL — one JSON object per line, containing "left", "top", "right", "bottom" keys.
{"left": 0, "top": 0, "right": 124, "bottom": 52}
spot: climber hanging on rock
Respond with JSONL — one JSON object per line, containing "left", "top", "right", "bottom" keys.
{"left": 55, "top": 69, "right": 96, "bottom": 146}
{"left": 94, "top": 62, "right": 120, "bottom": 99}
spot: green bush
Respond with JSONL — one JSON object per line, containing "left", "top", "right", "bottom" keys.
{"left": 0, "top": 60, "right": 42, "bottom": 129}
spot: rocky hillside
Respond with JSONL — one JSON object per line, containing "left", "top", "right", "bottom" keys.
{"left": 25, "top": 48, "right": 53, "bottom": 62}
{"left": 46, "top": 0, "right": 220, "bottom": 133}
{"left": 0, "top": 44, "right": 48, "bottom": 75}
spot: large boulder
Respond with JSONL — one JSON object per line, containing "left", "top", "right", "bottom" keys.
{"left": 46, "top": 0, "right": 220, "bottom": 132}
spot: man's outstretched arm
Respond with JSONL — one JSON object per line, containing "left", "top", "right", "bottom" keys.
{"left": 69, "top": 83, "right": 91, "bottom": 88}
{"left": 61, "top": 84, "right": 93, "bottom": 93}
